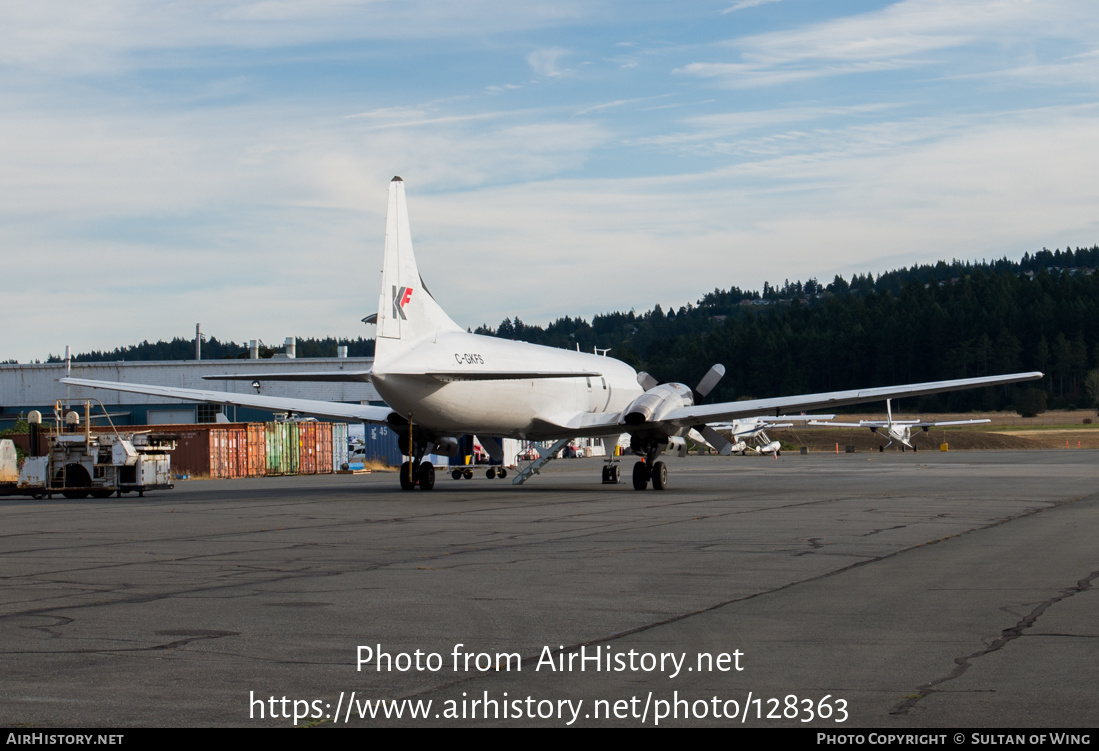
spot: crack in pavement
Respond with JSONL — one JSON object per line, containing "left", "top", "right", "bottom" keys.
{"left": 891, "top": 568, "right": 1099, "bottom": 715}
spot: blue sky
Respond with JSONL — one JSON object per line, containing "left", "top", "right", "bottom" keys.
{"left": 3, "top": 0, "right": 1099, "bottom": 362}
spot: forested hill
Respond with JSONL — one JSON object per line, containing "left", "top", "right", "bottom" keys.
{"left": 43, "top": 246, "right": 1099, "bottom": 413}
{"left": 474, "top": 247, "right": 1099, "bottom": 412}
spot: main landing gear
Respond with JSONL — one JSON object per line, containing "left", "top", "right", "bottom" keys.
{"left": 631, "top": 459, "right": 667, "bottom": 490}
{"left": 398, "top": 429, "right": 436, "bottom": 491}
{"left": 400, "top": 460, "right": 435, "bottom": 491}
{"left": 625, "top": 436, "right": 671, "bottom": 491}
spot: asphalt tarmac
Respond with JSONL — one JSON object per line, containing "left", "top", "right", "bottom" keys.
{"left": 2, "top": 451, "right": 1096, "bottom": 728}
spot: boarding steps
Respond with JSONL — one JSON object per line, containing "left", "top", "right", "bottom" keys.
{"left": 511, "top": 438, "right": 571, "bottom": 485}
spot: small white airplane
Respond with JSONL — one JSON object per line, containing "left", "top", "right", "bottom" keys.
{"left": 62, "top": 177, "right": 1042, "bottom": 491}
{"left": 698, "top": 415, "right": 834, "bottom": 456}
{"left": 809, "top": 398, "right": 991, "bottom": 452}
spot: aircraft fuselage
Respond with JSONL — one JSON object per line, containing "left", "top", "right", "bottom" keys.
{"left": 372, "top": 331, "right": 643, "bottom": 438}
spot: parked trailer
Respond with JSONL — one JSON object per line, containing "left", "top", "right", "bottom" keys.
{"left": 1, "top": 431, "right": 176, "bottom": 499}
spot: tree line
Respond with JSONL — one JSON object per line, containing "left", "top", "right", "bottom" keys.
{"left": 474, "top": 247, "right": 1099, "bottom": 413}
{"left": 48, "top": 337, "right": 377, "bottom": 363}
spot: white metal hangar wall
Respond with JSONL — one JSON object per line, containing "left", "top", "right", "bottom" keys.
{"left": 0, "top": 358, "right": 382, "bottom": 428}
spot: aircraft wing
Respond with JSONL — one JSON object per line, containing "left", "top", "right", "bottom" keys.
{"left": 59, "top": 377, "right": 396, "bottom": 424}
{"left": 645, "top": 372, "right": 1042, "bottom": 430}
{"left": 809, "top": 418, "right": 991, "bottom": 428}
{"left": 202, "top": 370, "right": 373, "bottom": 383}
{"left": 914, "top": 418, "right": 991, "bottom": 428}
{"left": 808, "top": 420, "right": 882, "bottom": 428}
{"left": 553, "top": 372, "right": 1039, "bottom": 438}
{"left": 708, "top": 415, "right": 835, "bottom": 427}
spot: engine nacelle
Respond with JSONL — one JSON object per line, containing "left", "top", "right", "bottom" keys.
{"left": 430, "top": 437, "right": 461, "bottom": 458}
{"left": 622, "top": 383, "right": 693, "bottom": 426}
{"left": 666, "top": 435, "right": 688, "bottom": 458}
{"left": 397, "top": 433, "right": 461, "bottom": 457}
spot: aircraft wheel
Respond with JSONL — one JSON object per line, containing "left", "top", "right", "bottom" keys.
{"left": 399, "top": 461, "right": 416, "bottom": 491}
{"left": 632, "top": 461, "right": 649, "bottom": 490}
{"left": 486, "top": 467, "right": 497, "bottom": 479}
{"left": 912, "top": 445, "right": 918, "bottom": 453}
{"left": 419, "top": 463, "right": 435, "bottom": 490}
{"left": 497, "top": 468, "right": 508, "bottom": 479}
{"left": 650, "top": 460, "right": 668, "bottom": 491}
{"left": 879, "top": 445, "right": 884, "bottom": 453}
{"left": 61, "top": 464, "right": 91, "bottom": 499}
{"left": 463, "top": 470, "right": 473, "bottom": 479}
{"left": 451, "top": 469, "right": 462, "bottom": 480}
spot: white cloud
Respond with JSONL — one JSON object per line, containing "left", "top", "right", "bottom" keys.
{"left": 526, "top": 47, "right": 572, "bottom": 78}
{"left": 721, "top": 0, "right": 783, "bottom": 14}
{"left": 681, "top": 0, "right": 1099, "bottom": 88}
{"left": 0, "top": 1, "right": 594, "bottom": 74}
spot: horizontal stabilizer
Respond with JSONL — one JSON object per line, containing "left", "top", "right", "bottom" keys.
{"left": 202, "top": 370, "right": 372, "bottom": 383}
{"left": 60, "top": 377, "right": 395, "bottom": 424}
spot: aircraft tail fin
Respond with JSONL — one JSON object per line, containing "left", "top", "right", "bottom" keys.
{"left": 375, "top": 177, "right": 462, "bottom": 353}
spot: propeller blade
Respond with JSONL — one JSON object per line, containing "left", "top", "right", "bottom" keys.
{"left": 694, "top": 364, "right": 726, "bottom": 399}
{"left": 698, "top": 426, "right": 735, "bottom": 456}
{"left": 637, "top": 371, "right": 659, "bottom": 391}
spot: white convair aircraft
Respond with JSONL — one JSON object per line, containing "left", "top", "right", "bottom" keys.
{"left": 63, "top": 177, "right": 1041, "bottom": 491}
{"left": 809, "top": 398, "right": 991, "bottom": 452}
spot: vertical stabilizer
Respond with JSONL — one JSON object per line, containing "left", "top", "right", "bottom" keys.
{"left": 375, "top": 177, "right": 461, "bottom": 352}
